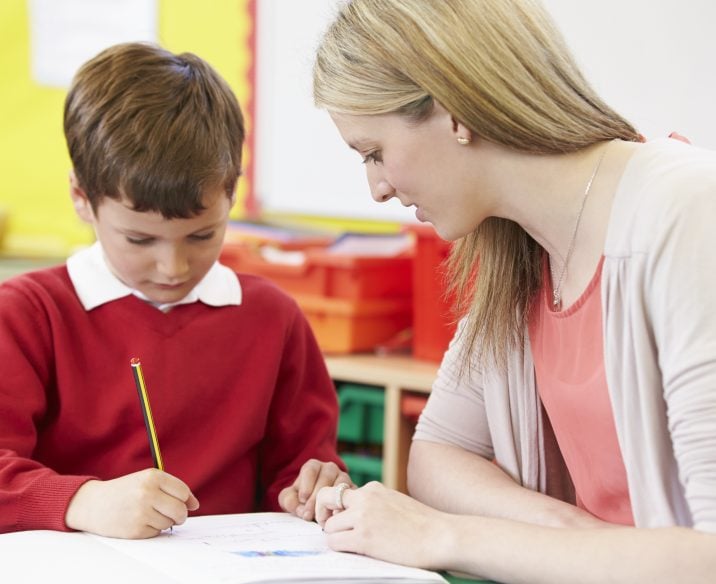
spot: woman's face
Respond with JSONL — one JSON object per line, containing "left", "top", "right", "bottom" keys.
{"left": 330, "top": 106, "right": 493, "bottom": 240}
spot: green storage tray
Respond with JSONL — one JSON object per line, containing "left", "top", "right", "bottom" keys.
{"left": 337, "top": 384, "right": 385, "bottom": 444}
{"left": 340, "top": 451, "right": 382, "bottom": 486}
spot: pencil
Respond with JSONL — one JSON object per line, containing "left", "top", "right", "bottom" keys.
{"left": 130, "top": 357, "right": 164, "bottom": 471}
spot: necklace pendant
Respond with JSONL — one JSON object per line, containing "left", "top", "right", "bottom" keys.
{"left": 552, "top": 290, "right": 561, "bottom": 311}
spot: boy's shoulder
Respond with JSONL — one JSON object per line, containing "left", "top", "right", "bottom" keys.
{"left": 0, "top": 264, "right": 77, "bottom": 314}
{"left": 1, "top": 263, "right": 72, "bottom": 296}
{"left": 231, "top": 270, "right": 297, "bottom": 304}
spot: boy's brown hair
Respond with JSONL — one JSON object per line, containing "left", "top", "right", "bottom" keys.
{"left": 64, "top": 42, "right": 244, "bottom": 218}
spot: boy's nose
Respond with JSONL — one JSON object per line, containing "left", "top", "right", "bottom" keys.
{"left": 157, "top": 248, "right": 189, "bottom": 281}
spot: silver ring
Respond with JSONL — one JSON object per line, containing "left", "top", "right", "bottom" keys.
{"left": 334, "top": 482, "right": 350, "bottom": 510}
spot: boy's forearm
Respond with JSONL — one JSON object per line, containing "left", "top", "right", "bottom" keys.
{"left": 0, "top": 462, "right": 94, "bottom": 533}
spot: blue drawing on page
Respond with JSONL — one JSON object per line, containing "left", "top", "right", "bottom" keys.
{"left": 232, "top": 550, "right": 323, "bottom": 558}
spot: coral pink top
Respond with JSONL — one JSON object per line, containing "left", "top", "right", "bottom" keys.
{"left": 528, "top": 256, "right": 634, "bottom": 525}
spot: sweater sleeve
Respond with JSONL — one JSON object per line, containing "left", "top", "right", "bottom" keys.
{"left": 0, "top": 277, "right": 95, "bottom": 533}
{"left": 646, "top": 164, "right": 716, "bottom": 533}
{"left": 256, "top": 307, "right": 344, "bottom": 510}
{"left": 413, "top": 318, "right": 494, "bottom": 459}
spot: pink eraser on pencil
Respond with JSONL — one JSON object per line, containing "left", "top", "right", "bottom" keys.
{"left": 130, "top": 357, "right": 141, "bottom": 366}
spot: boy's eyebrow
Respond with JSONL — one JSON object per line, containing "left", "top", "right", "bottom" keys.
{"left": 118, "top": 227, "right": 156, "bottom": 237}
{"left": 187, "top": 221, "right": 222, "bottom": 233}
{"left": 189, "top": 225, "right": 223, "bottom": 236}
{"left": 119, "top": 221, "right": 223, "bottom": 237}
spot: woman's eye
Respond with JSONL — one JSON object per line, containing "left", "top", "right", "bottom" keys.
{"left": 362, "top": 151, "right": 383, "bottom": 165}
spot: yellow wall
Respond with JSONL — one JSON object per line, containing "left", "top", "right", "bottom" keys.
{"left": 0, "top": 0, "right": 252, "bottom": 257}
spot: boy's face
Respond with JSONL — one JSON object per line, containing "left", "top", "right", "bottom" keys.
{"left": 71, "top": 176, "right": 234, "bottom": 304}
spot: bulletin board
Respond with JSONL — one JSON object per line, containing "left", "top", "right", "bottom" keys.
{"left": 0, "top": 0, "right": 253, "bottom": 257}
{"left": 253, "top": 0, "right": 716, "bottom": 222}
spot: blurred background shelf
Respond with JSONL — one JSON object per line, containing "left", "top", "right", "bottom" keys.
{"left": 325, "top": 353, "right": 437, "bottom": 492}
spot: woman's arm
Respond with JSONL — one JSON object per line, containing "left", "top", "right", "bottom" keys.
{"left": 317, "top": 482, "right": 716, "bottom": 584}
{"left": 409, "top": 440, "right": 604, "bottom": 528}
{"left": 444, "top": 515, "right": 716, "bottom": 584}
{"left": 410, "top": 316, "right": 596, "bottom": 530}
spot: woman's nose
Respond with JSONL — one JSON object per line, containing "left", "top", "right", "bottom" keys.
{"left": 372, "top": 179, "right": 396, "bottom": 203}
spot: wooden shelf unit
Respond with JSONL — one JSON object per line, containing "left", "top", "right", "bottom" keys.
{"left": 324, "top": 353, "right": 438, "bottom": 493}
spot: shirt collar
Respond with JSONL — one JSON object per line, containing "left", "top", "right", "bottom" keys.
{"left": 66, "top": 242, "right": 242, "bottom": 312}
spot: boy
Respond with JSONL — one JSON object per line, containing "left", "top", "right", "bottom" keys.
{"left": 0, "top": 42, "right": 349, "bottom": 538}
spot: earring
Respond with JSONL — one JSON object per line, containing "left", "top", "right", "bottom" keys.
{"left": 457, "top": 136, "right": 471, "bottom": 145}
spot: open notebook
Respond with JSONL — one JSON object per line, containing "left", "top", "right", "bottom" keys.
{"left": 90, "top": 512, "right": 447, "bottom": 584}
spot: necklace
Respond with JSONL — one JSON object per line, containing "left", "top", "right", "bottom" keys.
{"left": 550, "top": 144, "right": 609, "bottom": 310}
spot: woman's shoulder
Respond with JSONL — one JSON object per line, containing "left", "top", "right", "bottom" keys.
{"left": 606, "top": 139, "right": 716, "bottom": 254}
{"left": 627, "top": 139, "right": 716, "bottom": 200}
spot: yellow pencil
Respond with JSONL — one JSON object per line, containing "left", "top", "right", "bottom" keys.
{"left": 130, "top": 357, "right": 164, "bottom": 471}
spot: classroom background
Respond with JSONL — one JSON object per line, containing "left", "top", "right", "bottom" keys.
{"left": 1, "top": 0, "right": 716, "bottom": 490}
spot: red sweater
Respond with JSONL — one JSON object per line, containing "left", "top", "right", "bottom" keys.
{"left": 0, "top": 266, "right": 342, "bottom": 532}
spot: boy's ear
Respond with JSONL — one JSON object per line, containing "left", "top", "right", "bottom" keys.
{"left": 69, "top": 170, "right": 95, "bottom": 223}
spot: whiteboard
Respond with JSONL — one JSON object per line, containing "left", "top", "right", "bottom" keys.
{"left": 255, "top": 0, "right": 716, "bottom": 221}
{"left": 542, "top": 0, "right": 716, "bottom": 147}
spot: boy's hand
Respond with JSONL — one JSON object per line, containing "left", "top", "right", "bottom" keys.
{"left": 278, "top": 459, "right": 352, "bottom": 521}
{"left": 65, "top": 468, "right": 200, "bottom": 538}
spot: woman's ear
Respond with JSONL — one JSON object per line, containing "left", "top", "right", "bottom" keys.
{"left": 69, "top": 170, "right": 95, "bottom": 224}
{"left": 451, "top": 116, "right": 473, "bottom": 146}
{"left": 431, "top": 100, "right": 473, "bottom": 145}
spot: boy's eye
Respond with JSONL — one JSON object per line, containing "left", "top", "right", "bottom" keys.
{"left": 126, "top": 236, "right": 154, "bottom": 245}
{"left": 190, "top": 232, "right": 215, "bottom": 242}
{"left": 361, "top": 150, "right": 383, "bottom": 165}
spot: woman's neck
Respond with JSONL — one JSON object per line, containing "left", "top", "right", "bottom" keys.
{"left": 485, "top": 139, "right": 639, "bottom": 307}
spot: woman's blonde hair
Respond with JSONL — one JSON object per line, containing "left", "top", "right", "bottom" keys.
{"left": 314, "top": 0, "right": 640, "bottom": 368}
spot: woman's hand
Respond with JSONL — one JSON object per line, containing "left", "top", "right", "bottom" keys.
{"left": 65, "top": 468, "right": 200, "bottom": 539}
{"left": 278, "top": 458, "right": 352, "bottom": 521}
{"left": 316, "top": 481, "right": 452, "bottom": 570}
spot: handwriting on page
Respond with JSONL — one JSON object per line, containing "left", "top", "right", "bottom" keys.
{"left": 172, "top": 514, "right": 328, "bottom": 555}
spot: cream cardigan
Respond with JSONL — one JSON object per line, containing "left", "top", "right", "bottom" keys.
{"left": 414, "top": 138, "right": 716, "bottom": 532}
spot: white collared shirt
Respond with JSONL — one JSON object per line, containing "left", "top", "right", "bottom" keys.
{"left": 66, "top": 242, "right": 242, "bottom": 312}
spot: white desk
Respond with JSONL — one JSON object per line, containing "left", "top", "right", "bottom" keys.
{"left": 0, "top": 530, "right": 175, "bottom": 584}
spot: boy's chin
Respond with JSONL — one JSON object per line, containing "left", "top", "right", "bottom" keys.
{"left": 140, "top": 282, "right": 193, "bottom": 304}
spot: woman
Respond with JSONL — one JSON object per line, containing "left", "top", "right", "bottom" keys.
{"left": 312, "top": 1, "right": 716, "bottom": 582}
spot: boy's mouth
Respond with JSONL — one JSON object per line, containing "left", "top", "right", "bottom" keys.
{"left": 154, "top": 281, "right": 188, "bottom": 290}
